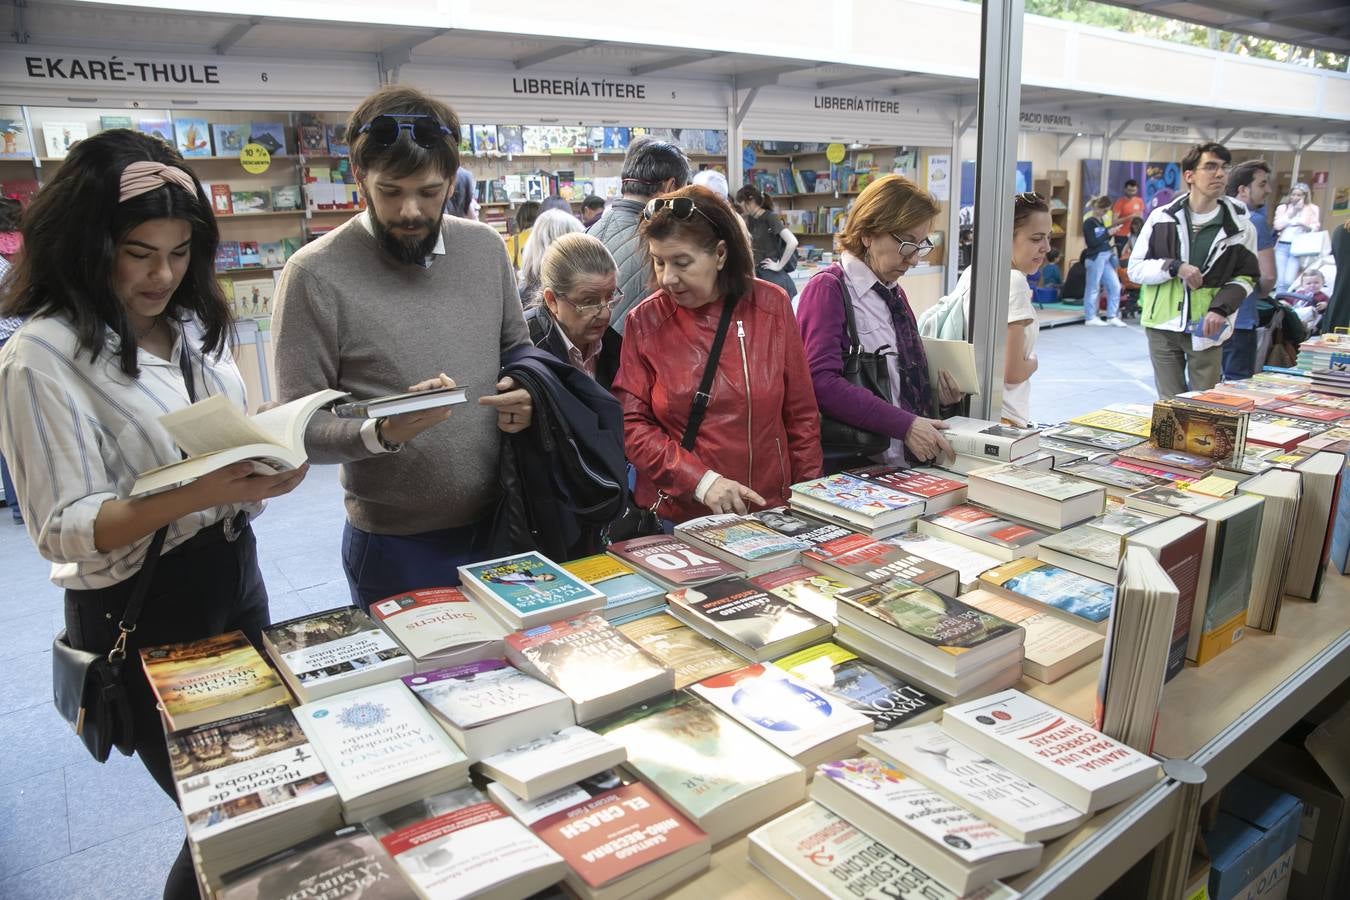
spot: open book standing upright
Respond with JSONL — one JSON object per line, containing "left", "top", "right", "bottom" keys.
{"left": 131, "top": 389, "right": 345, "bottom": 496}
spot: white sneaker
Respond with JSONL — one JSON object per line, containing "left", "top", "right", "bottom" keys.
{"left": 1106, "top": 317, "right": 1127, "bottom": 327}
{"left": 1084, "top": 317, "right": 1107, "bottom": 326}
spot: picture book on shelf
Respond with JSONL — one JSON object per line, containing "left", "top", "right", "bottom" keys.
{"left": 472, "top": 124, "right": 500, "bottom": 154}
{"left": 41, "top": 121, "right": 88, "bottom": 158}
{"left": 173, "top": 118, "right": 211, "bottom": 157}
{"left": 325, "top": 123, "right": 350, "bottom": 156}
{"left": 211, "top": 123, "right": 247, "bottom": 155}
{"left": 497, "top": 125, "right": 525, "bottom": 154}
{"left": 98, "top": 115, "right": 133, "bottom": 131}
{"left": 229, "top": 190, "right": 270, "bottom": 214}
{"left": 137, "top": 119, "right": 172, "bottom": 143}
{"left": 247, "top": 121, "right": 287, "bottom": 156}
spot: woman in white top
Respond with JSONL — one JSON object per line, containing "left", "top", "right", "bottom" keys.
{"left": 0, "top": 129, "right": 307, "bottom": 899}
{"left": 1274, "top": 182, "right": 1321, "bottom": 293}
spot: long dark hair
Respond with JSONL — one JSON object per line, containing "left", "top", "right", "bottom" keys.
{"left": 735, "top": 185, "right": 775, "bottom": 212}
{"left": 639, "top": 185, "right": 755, "bottom": 301}
{"left": 1, "top": 129, "right": 230, "bottom": 377}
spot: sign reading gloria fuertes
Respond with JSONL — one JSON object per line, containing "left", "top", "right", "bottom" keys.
{"left": 24, "top": 54, "right": 223, "bottom": 85}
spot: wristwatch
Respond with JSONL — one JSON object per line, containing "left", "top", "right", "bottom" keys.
{"left": 1167, "top": 259, "right": 1181, "bottom": 278}
{"left": 373, "top": 417, "right": 403, "bottom": 453}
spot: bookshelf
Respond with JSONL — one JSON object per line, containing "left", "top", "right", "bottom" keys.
{"left": 1035, "top": 171, "right": 1071, "bottom": 261}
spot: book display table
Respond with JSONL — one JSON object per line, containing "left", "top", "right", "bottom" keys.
{"left": 671, "top": 573, "right": 1350, "bottom": 899}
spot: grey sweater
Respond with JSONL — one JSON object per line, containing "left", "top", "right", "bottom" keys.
{"left": 273, "top": 213, "right": 530, "bottom": 535}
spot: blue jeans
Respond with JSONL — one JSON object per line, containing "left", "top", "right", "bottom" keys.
{"left": 1275, "top": 242, "right": 1302, "bottom": 294}
{"left": 1083, "top": 252, "right": 1121, "bottom": 319}
{"left": 1221, "top": 328, "right": 1258, "bottom": 381}
{"left": 341, "top": 520, "right": 484, "bottom": 612}
{"left": 0, "top": 453, "right": 19, "bottom": 521}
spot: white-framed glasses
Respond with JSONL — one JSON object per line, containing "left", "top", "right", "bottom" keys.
{"left": 891, "top": 234, "right": 935, "bottom": 259}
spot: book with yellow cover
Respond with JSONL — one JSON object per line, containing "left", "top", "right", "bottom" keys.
{"left": 1069, "top": 409, "right": 1151, "bottom": 438}
{"left": 140, "top": 631, "right": 290, "bottom": 731}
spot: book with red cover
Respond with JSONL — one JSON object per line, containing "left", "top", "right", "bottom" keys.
{"left": 209, "top": 183, "right": 233, "bottom": 215}
{"left": 801, "top": 533, "right": 961, "bottom": 596}
{"left": 1109, "top": 459, "right": 1187, "bottom": 482}
{"left": 846, "top": 465, "right": 967, "bottom": 511}
{"left": 525, "top": 782, "right": 709, "bottom": 891}
{"left": 1125, "top": 516, "right": 1206, "bottom": 681}
{"left": 1183, "top": 390, "right": 1255, "bottom": 411}
{"left": 1271, "top": 403, "right": 1348, "bottom": 424}
{"left": 606, "top": 535, "right": 737, "bottom": 590}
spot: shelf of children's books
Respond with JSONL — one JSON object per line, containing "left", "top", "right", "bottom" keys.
{"left": 217, "top": 211, "right": 306, "bottom": 219}
{"left": 307, "top": 208, "right": 362, "bottom": 215}
{"left": 773, "top": 191, "right": 863, "bottom": 199}
{"left": 217, "top": 265, "right": 285, "bottom": 276}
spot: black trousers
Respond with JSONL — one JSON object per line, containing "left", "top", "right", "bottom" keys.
{"left": 63, "top": 524, "right": 269, "bottom": 900}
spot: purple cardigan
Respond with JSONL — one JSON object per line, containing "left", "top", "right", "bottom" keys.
{"left": 795, "top": 264, "right": 916, "bottom": 441}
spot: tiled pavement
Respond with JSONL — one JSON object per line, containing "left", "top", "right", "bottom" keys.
{"left": 0, "top": 319, "right": 1159, "bottom": 898}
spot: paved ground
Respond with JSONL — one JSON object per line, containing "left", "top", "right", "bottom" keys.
{"left": 0, "top": 318, "right": 1159, "bottom": 898}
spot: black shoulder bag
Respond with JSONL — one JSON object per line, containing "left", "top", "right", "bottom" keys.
{"left": 818, "top": 275, "right": 893, "bottom": 458}
{"left": 604, "top": 297, "right": 738, "bottom": 541}
{"left": 52, "top": 345, "right": 196, "bottom": 762}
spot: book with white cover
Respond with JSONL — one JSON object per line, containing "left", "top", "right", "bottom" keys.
{"left": 690, "top": 662, "right": 873, "bottom": 767}
{"left": 131, "top": 389, "right": 346, "bottom": 495}
{"left": 942, "top": 417, "right": 1040, "bottom": 462}
{"left": 942, "top": 689, "right": 1161, "bottom": 813}
{"left": 401, "top": 658, "right": 574, "bottom": 760}
{"left": 369, "top": 587, "right": 507, "bottom": 672}
{"left": 595, "top": 693, "right": 807, "bottom": 844}
{"left": 263, "top": 606, "right": 414, "bottom": 702}
{"left": 884, "top": 530, "right": 1001, "bottom": 592}
{"left": 810, "top": 757, "right": 1042, "bottom": 896}
{"left": 296, "top": 680, "right": 469, "bottom": 820}
{"left": 967, "top": 464, "right": 1105, "bottom": 529}
{"left": 364, "top": 786, "right": 566, "bottom": 900}
{"left": 861, "top": 723, "right": 1085, "bottom": 842}
{"left": 960, "top": 589, "right": 1103, "bottom": 684}
{"left": 749, "top": 802, "right": 1019, "bottom": 900}
{"left": 476, "top": 726, "right": 626, "bottom": 801}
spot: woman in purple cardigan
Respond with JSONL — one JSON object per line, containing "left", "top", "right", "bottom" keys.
{"left": 796, "top": 175, "right": 957, "bottom": 471}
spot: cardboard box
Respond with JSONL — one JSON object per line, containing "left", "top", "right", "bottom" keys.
{"left": 1250, "top": 738, "right": 1350, "bottom": 900}
{"left": 1185, "top": 853, "right": 1212, "bottom": 900}
{"left": 1203, "top": 773, "right": 1302, "bottom": 900}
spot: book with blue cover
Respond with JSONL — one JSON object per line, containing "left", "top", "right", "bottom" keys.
{"left": 979, "top": 558, "right": 1115, "bottom": 632}
{"left": 562, "top": 554, "right": 664, "bottom": 621}
{"left": 211, "top": 123, "right": 247, "bottom": 155}
{"left": 173, "top": 118, "right": 212, "bottom": 157}
{"left": 458, "top": 552, "right": 605, "bottom": 629}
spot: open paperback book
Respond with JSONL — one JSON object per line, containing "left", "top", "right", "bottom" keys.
{"left": 132, "top": 389, "right": 345, "bottom": 495}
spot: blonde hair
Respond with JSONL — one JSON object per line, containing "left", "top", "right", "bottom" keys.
{"left": 536, "top": 232, "right": 618, "bottom": 308}
{"left": 836, "top": 174, "right": 940, "bottom": 258}
{"left": 520, "top": 210, "right": 584, "bottom": 295}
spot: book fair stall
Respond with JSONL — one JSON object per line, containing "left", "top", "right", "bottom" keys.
{"left": 1, "top": 2, "right": 1349, "bottom": 900}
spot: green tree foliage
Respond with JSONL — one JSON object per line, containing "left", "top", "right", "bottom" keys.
{"left": 1000, "top": 0, "right": 1348, "bottom": 72}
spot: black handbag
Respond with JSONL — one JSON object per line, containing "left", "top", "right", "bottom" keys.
{"left": 818, "top": 278, "right": 893, "bottom": 458}
{"left": 605, "top": 296, "right": 739, "bottom": 538}
{"left": 51, "top": 345, "right": 194, "bottom": 762}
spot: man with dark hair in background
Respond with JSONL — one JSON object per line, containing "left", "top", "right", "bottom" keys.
{"left": 580, "top": 195, "right": 606, "bottom": 228}
{"left": 1129, "top": 142, "right": 1260, "bottom": 398}
{"left": 1224, "top": 159, "right": 1276, "bottom": 380}
{"left": 273, "top": 85, "right": 532, "bottom": 610}
{"left": 1112, "top": 179, "right": 1144, "bottom": 256}
{"left": 588, "top": 136, "right": 690, "bottom": 332}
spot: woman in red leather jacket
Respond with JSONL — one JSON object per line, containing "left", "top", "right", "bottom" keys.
{"left": 612, "top": 185, "right": 823, "bottom": 524}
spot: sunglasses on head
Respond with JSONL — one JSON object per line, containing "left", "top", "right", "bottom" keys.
{"left": 358, "top": 114, "right": 455, "bottom": 149}
{"left": 643, "top": 197, "right": 718, "bottom": 231}
{"left": 1015, "top": 191, "right": 1044, "bottom": 204}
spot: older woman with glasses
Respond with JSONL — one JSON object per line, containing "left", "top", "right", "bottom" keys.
{"left": 611, "top": 185, "right": 822, "bottom": 524}
{"left": 797, "top": 174, "right": 957, "bottom": 471}
{"left": 525, "top": 232, "right": 624, "bottom": 390}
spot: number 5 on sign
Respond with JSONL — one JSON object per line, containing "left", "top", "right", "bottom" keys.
{"left": 239, "top": 142, "right": 271, "bottom": 174}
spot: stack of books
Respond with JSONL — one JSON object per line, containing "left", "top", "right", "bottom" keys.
{"left": 883, "top": 529, "right": 1001, "bottom": 592}
{"left": 846, "top": 464, "right": 969, "bottom": 513}
{"left": 916, "top": 503, "right": 1051, "bottom": 561}
{"left": 458, "top": 551, "right": 606, "bottom": 629}
{"left": 674, "top": 513, "right": 810, "bottom": 575}
{"left": 476, "top": 726, "right": 627, "bottom": 801}
{"left": 979, "top": 558, "right": 1116, "bottom": 634}
{"left": 262, "top": 607, "right": 414, "bottom": 702}
{"left": 939, "top": 417, "right": 1044, "bottom": 475}
{"left": 802, "top": 532, "right": 961, "bottom": 594}
{"left": 665, "top": 577, "right": 831, "bottom": 661}
{"left": 606, "top": 535, "right": 738, "bottom": 591}
{"left": 833, "top": 579, "right": 1025, "bottom": 700}
{"left": 960, "top": 588, "right": 1104, "bottom": 684}
{"left": 789, "top": 473, "right": 926, "bottom": 538}
{"left": 613, "top": 612, "right": 745, "bottom": 689}
{"left": 561, "top": 554, "right": 666, "bottom": 621}
{"left": 296, "top": 680, "right": 470, "bottom": 822}
{"left": 218, "top": 825, "right": 414, "bottom": 899}
{"left": 140, "top": 631, "right": 291, "bottom": 731}
{"left": 966, "top": 464, "right": 1105, "bottom": 530}
{"left": 368, "top": 586, "right": 506, "bottom": 673}
{"left": 774, "top": 641, "right": 944, "bottom": 730}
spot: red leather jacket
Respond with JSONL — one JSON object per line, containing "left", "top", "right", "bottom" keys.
{"left": 613, "top": 278, "right": 823, "bottom": 524}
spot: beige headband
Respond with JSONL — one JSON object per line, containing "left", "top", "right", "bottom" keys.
{"left": 119, "top": 160, "right": 197, "bottom": 203}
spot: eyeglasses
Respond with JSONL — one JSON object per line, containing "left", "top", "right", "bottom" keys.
{"left": 891, "top": 234, "right": 935, "bottom": 259}
{"left": 559, "top": 290, "right": 624, "bottom": 317}
{"left": 358, "top": 114, "right": 455, "bottom": 149}
{"left": 1197, "top": 162, "right": 1232, "bottom": 174}
{"left": 643, "top": 197, "right": 718, "bottom": 231}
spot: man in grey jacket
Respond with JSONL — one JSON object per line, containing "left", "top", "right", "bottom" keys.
{"left": 588, "top": 136, "right": 690, "bottom": 332}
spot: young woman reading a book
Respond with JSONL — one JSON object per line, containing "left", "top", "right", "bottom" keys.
{"left": 0, "top": 129, "right": 307, "bottom": 900}
{"left": 797, "top": 174, "right": 960, "bottom": 471}
{"left": 612, "top": 185, "right": 822, "bottom": 524}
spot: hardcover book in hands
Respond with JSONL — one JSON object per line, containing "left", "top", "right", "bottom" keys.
{"left": 332, "top": 385, "right": 467, "bottom": 419}
{"left": 131, "top": 389, "right": 345, "bottom": 495}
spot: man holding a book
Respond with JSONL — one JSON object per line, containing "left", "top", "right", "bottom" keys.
{"left": 274, "top": 86, "right": 533, "bottom": 611}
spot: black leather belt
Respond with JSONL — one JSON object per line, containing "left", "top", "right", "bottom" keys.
{"left": 167, "top": 511, "right": 250, "bottom": 556}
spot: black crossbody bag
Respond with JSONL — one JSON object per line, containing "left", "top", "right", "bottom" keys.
{"left": 604, "top": 297, "right": 738, "bottom": 540}
{"left": 818, "top": 275, "right": 893, "bottom": 458}
{"left": 51, "top": 347, "right": 195, "bottom": 762}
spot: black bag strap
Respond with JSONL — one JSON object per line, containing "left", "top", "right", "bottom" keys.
{"left": 110, "top": 339, "right": 197, "bottom": 664}
{"left": 681, "top": 297, "right": 738, "bottom": 452}
{"left": 836, "top": 272, "right": 864, "bottom": 352}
